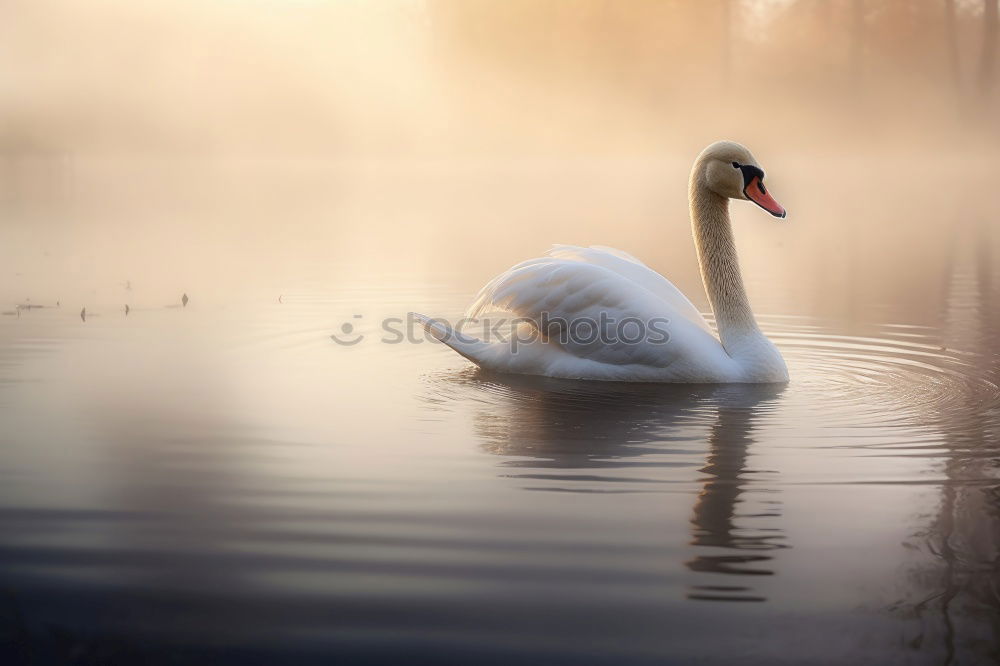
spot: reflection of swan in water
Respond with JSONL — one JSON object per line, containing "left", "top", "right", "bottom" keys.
{"left": 687, "top": 394, "right": 787, "bottom": 599}
{"left": 444, "top": 370, "right": 787, "bottom": 600}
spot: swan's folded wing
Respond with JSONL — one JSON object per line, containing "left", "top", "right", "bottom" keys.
{"left": 545, "top": 245, "right": 713, "bottom": 334}
{"left": 466, "top": 258, "right": 695, "bottom": 368}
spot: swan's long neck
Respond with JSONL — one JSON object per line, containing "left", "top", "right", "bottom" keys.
{"left": 689, "top": 166, "right": 761, "bottom": 354}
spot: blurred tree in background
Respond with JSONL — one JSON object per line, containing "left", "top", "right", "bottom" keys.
{"left": 0, "top": 0, "right": 996, "bottom": 158}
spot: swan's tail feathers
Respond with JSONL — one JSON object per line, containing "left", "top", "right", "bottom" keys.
{"left": 410, "top": 312, "right": 492, "bottom": 366}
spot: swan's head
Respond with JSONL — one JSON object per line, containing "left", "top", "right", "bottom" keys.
{"left": 696, "top": 140, "right": 786, "bottom": 218}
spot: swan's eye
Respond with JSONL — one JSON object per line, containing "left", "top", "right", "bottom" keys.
{"left": 731, "top": 162, "right": 740, "bottom": 169}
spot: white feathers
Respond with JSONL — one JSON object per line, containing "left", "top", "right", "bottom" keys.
{"left": 416, "top": 245, "right": 746, "bottom": 382}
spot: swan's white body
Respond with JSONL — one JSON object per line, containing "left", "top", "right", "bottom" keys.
{"left": 414, "top": 141, "right": 789, "bottom": 384}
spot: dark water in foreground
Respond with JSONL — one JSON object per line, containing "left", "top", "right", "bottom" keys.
{"left": 0, "top": 270, "right": 998, "bottom": 666}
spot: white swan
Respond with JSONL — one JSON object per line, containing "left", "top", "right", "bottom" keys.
{"left": 414, "top": 141, "right": 789, "bottom": 383}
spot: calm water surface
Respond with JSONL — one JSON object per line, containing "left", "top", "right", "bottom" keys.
{"left": 0, "top": 164, "right": 999, "bottom": 664}
{"left": 1, "top": 275, "right": 998, "bottom": 665}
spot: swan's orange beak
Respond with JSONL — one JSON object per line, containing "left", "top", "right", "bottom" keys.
{"left": 745, "top": 176, "right": 786, "bottom": 218}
